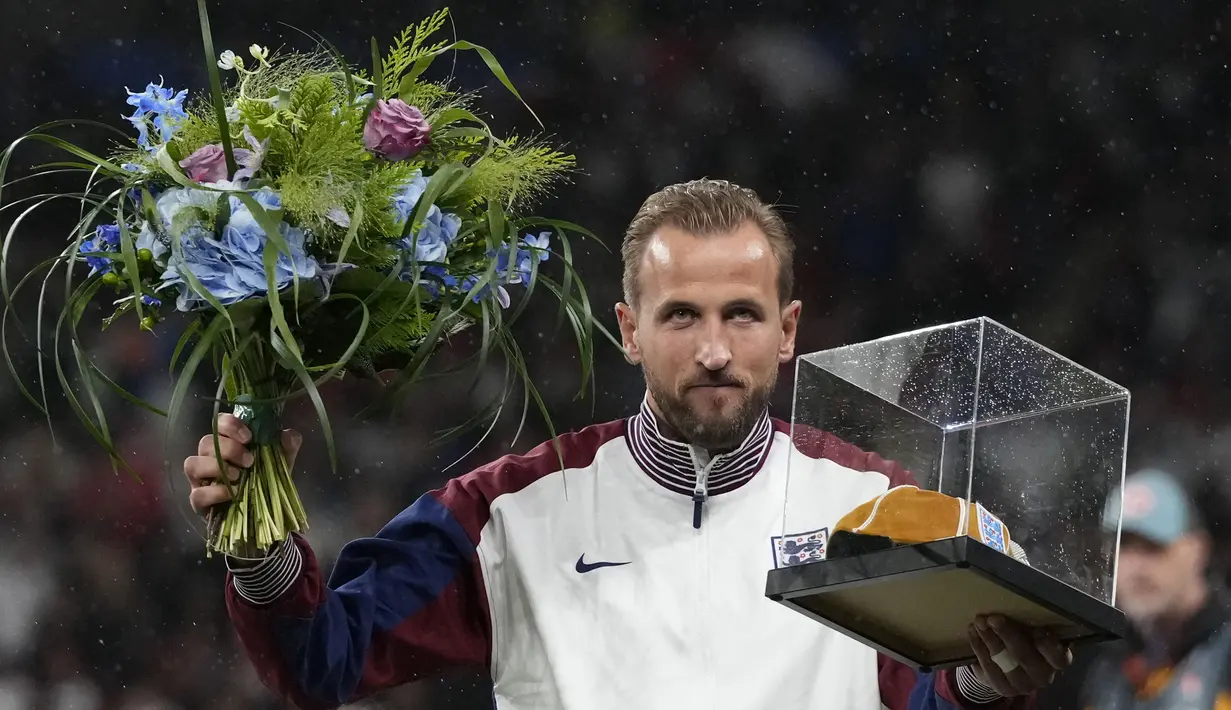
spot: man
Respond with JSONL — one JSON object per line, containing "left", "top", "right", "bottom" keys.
{"left": 185, "top": 179, "right": 1069, "bottom": 709}
{"left": 1077, "top": 468, "right": 1231, "bottom": 709}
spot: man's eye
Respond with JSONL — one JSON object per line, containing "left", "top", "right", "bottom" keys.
{"left": 730, "top": 308, "right": 756, "bottom": 321}
{"left": 670, "top": 309, "right": 695, "bottom": 321}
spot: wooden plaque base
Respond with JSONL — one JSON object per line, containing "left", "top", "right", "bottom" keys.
{"left": 764, "top": 537, "right": 1128, "bottom": 671}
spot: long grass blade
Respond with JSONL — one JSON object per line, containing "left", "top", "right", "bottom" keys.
{"left": 115, "top": 195, "right": 145, "bottom": 323}
{"left": 371, "top": 37, "right": 384, "bottom": 102}
{"left": 196, "top": 0, "right": 237, "bottom": 175}
{"left": 269, "top": 325, "right": 337, "bottom": 474}
{"left": 358, "top": 294, "right": 457, "bottom": 417}
{"left": 84, "top": 360, "right": 168, "bottom": 417}
{"left": 0, "top": 257, "right": 59, "bottom": 413}
{"left": 419, "top": 41, "right": 543, "bottom": 128}
{"left": 170, "top": 318, "right": 203, "bottom": 378}
{"left": 164, "top": 314, "right": 229, "bottom": 486}
{"left": 51, "top": 278, "right": 136, "bottom": 476}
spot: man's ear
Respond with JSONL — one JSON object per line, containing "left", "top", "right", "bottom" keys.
{"left": 615, "top": 302, "right": 641, "bottom": 364}
{"left": 779, "top": 300, "right": 802, "bottom": 363}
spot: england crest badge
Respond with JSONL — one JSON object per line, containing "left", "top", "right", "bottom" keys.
{"left": 975, "top": 502, "right": 1008, "bottom": 554}
{"left": 771, "top": 527, "right": 829, "bottom": 569}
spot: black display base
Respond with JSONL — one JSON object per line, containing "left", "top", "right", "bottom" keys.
{"left": 765, "top": 536, "right": 1129, "bottom": 672}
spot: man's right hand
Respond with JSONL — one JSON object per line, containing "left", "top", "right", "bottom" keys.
{"left": 183, "top": 413, "right": 303, "bottom": 516}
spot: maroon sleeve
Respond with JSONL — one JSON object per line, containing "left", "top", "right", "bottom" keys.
{"left": 876, "top": 655, "right": 1035, "bottom": 709}
{"left": 224, "top": 421, "right": 626, "bottom": 709}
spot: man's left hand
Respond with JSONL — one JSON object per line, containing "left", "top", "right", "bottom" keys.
{"left": 967, "top": 614, "right": 1073, "bottom": 696}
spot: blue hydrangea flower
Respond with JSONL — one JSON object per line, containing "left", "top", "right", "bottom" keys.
{"left": 124, "top": 79, "right": 189, "bottom": 151}
{"left": 522, "top": 230, "right": 551, "bottom": 258}
{"left": 461, "top": 274, "right": 510, "bottom": 309}
{"left": 391, "top": 171, "right": 429, "bottom": 225}
{"left": 222, "top": 187, "right": 282, "bottom": 256}
{"left": 420, "top": 264, "right": 457, "bottom": 301}
{"left": 155, "top": 186, "right": 218, "bottom": 231}
{"left": 141, "top": 294, "right": 162, "bottom": 308}
{"left": 158, "top": 227, "right": 233, "bottom": 310}
{"left": 389, "top": 171, "right": 461, "bottom": 283}
{"left": 78, "top": 224, "right": 121, "bottom": 275}
{"left": 493, "top": 244, "right": 532, "bottom": 285}
{"left": 390, "top": 171, "right": 462, "bottom": 248}
{"left": 158, "top": 188, "right": 318, "bottom": 312}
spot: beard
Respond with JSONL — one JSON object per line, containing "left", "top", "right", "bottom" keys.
{"left": 644, "top": 364, "right": 776, "bottom": 451}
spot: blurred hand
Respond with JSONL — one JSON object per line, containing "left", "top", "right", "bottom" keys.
{"left": 182, "top": 413, "right": 303, "bottom": 515}
{"left": 967, "top": 614, "right": 1073, "bottom": 697}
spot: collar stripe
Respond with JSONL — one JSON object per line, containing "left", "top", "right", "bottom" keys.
{"left": 627, "top": 398, "right": 773, "bottom": 497}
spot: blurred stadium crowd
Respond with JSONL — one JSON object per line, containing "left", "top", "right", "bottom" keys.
{"left": 2, "top": 0, "right": 1231, "bottom": 707}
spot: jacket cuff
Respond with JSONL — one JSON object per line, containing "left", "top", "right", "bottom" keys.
{"left": 956, "top": 665, "right": 1002, "bottom": 704}
{"left": 226, "top": 537, "right": 302, "bottom": 605}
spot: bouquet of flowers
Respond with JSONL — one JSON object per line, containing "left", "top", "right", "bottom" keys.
{"left": 0, "top": 2, "right": 610, "bottom": 557}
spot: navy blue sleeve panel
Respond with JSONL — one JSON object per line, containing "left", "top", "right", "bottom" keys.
{"left": 225, "top": 421, "right": 627, "bottom": 709}
{"left": 226, "top": 492, "right": 490, "bottom": 710}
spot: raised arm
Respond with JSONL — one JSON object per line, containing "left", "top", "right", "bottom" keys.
{"left": 224, "top": 488, "right": 491, "bottom": 709}
{"left": 184, "top": 414, "right": 492, "bottom": 709}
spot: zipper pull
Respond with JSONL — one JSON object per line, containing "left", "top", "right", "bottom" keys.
{"left": 689, "top": 448, "right": 713, "bottom": 530}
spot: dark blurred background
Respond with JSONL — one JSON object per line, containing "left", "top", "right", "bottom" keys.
{"left": 2, "top": 0, "right": 1231, "bottom": 708}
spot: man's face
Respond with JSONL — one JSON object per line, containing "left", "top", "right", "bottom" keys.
{"left": 1115, "top": 532, "right": 1208, "bottom": 625}
{"left": 615, "top": 222, "right": 801, "bottom": 450}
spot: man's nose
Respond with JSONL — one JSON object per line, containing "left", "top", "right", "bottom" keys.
{"left": 696, "top": 322, "right": 732, "bottom": 371}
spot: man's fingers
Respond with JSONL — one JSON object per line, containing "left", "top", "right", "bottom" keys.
{"left": 189, "top": 483, "right": 232, "bottom": 513}
{"left": 187, "top": 420, "right": 298, "bottom": 518}
{"left": 197, "top": 433, "right": 254, "bottom": 467}
{"left": 968, "top": 623, "right": 1013, "bottom": 696}
{"left": 216, "top": 413, "right": 252, "bottom": 444}
{"left": 184, "top": 455, "right": 242, "bottom": 487}
{"left": 989, "top": 616, "right": 1057, "bottom": 690}
{"left": 1033, "top": 628, "right": 1073, "bottom": 671}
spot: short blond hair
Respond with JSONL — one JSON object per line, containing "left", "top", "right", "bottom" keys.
{"left": 621, "top": 178, "right": 794, "bottom": 306}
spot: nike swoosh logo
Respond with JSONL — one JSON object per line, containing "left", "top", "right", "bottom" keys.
{"left": 575, "top": 554, "right": 631, "bottom": 574}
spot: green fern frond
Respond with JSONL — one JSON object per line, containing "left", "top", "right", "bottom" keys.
{"left": 357, "top": 162, "right": 422, "bottom": 238}
{"left": 357, "top": 296, "right": 434, "bottom": 357}
{"left": 381, "top": 9, "right": 451, "bottom": 98}
{"left": 260, "top": 74, "right": 369, "bottom": 237}
{"left": 452, "top": 137, "right": 576, "bottom": 211}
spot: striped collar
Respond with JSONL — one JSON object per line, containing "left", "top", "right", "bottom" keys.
{"left": 626, "top": 396, "right": 774, "bottom": 498}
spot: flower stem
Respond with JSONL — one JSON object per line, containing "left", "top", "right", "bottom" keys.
{"left": 207, "top": 339, "right": 308, "bottom": 558}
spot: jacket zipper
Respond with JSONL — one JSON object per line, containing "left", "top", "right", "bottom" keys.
{"left": 690, "top": 448, "right": 719, "bottom": 529}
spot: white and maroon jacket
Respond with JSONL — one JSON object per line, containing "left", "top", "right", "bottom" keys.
{"left": 227, "top": 399, "right": 1024, "bottom": 709}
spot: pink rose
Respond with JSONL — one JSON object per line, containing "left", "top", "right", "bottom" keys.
{"left": 363, "top": 99, "right": 431, "bottom": 162}
{"left": 179, "top": 143, "right": 253, "bottom": 184}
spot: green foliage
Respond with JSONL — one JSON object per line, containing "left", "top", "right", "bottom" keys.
{"left": 381, "top": 10, "right": 451, "bottom": 99}
{"left": 352, "top": 162, "right": 424, "bottom": 258}
{"left": 241, "top": 50, "right": 340, "bottom": 105}
{"left": 453, "top": 137, "right": 576, "bottom": 210}
{"left": 168, "top": 101, "right": 233, "bottom": 159}
{"left": 231, "top": 72, "right": 369, "bottom": 240}
{"left": 357, "top": 294, "right": 435, "bottom": 357}
{"left": 402, "top": 81, "right": 464, "bottom": 119}
{"left": 0, "top": 3, "right": 616, "bottom": 559}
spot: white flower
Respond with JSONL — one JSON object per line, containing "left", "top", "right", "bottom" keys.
{"left": 249, "top": 44, "right": 269, "bottom": 64}
{"left": 218, "top": 50, "right": 239, "bottom": 71}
